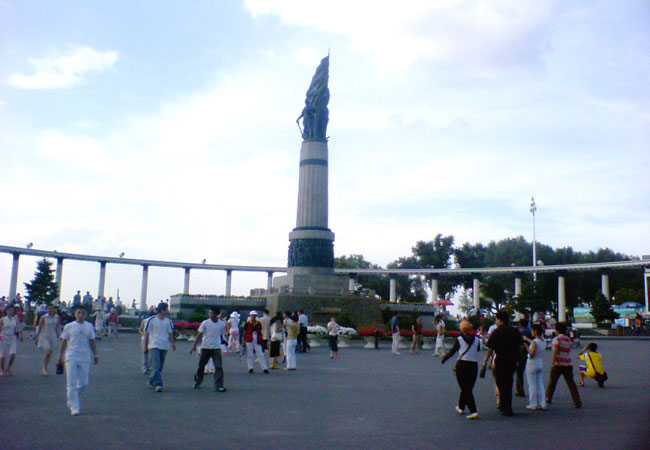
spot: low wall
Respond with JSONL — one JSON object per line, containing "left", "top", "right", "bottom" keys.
{"left": 170, "top": 294, "right": 266, "bottom": 319}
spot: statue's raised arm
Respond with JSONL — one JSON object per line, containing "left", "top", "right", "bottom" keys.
{"left": 297, "top": 56, "right": 329, "bottom": 142}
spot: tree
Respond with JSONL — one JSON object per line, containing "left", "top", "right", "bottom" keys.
{"left": 335, "top": 254, "right": 389, "bottom": 300}
{"left": 513, "top": 281, "right": 551, "bottom": 317}
{"left": 24, "top": 258, "right": 59, "bottom": 305}
{"left": 590, "top": 290, "right": 619, "bottom": 325}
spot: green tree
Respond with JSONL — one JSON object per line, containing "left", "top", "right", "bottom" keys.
{"left": 513, "top": 281, "right": 551, "bottom": 317}
{"left": 335, "top": 254, "right": 389, "bottom": 300}
{"left": 612, "top": 288, "right": 644, "bottom": 305}
{"left": 24, "top": 258, "right": 59, "bottom": 305}
{"left": 590, "top": 290, "right": 619, "bottom": 325}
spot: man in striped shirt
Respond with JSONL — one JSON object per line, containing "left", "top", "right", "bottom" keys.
{"left": 545, "top": 322, "right": 582, "bottom": 408}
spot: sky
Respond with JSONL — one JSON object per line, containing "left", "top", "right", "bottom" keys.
{"left": 1, "top": 1, "right": 649, "bottom": 306}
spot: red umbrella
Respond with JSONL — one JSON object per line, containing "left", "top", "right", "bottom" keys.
{"left": 432, "top": 298, "right": 454, "bottom": 306}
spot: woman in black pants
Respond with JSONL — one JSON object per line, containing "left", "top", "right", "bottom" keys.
{"left": 441, "top": 320, "right": 480, "bottom": 419}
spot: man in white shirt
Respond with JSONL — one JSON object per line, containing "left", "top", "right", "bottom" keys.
{"left": 190, "top": 307, "right": 227, "bottom": 391}
{"left": 56, "top": 306, "right": 98, "bottom": 416}
{"left": 298, "top": 310, "right": 309, "bottom": 353}
{"left": 144, "top": 303, "right": 176, "bottom": 392}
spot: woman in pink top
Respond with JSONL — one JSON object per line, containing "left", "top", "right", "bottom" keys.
{"left": 545, "top": 322, "right": 582, "bottom": 408}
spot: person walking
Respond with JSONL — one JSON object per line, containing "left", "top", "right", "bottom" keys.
{"left": 327, "top": 316, "right": 341, "bottom": 358}
{"left": 442, "top": 320, "right": 480, "bottom": 419}
{"left": 226, "top": 312, "right": 241, "bottom": 354}
{"left": 390, "top": 312, "right": 401, "bottom": 355}
{"left": 138, "top": 313, "right": 153, "bottom": 374}
{"left": 516, "top": 318, "right": 533, "bottom": 397}
{"left": 35, "top": 304, "right": 61, "bottom": 376}
{"left": 284, "top": 312, "right": 299, "bottom": 370}
{"left": 433, "top": 314, "right": 446, "bottom": 357}
{"left": 190, "top": 307, "right": 226, "bottom": 392}
{"left": 522, "top": 324, "right": 547, "bottom": 410}
{"left": 108, "top": 308, "right": 119, "bottom": 337}
{"left": 243, "top": 311, "right": 269, "bottom": 374}
{"left": 94, "top": 308, "right": 105, "bottom": 340}
{"left": 56, "top": 306, "right": 98, "bottom": 415}
{"left": 545, "top": 322, "right": 582, "bottom": 408}
{"left": 298, "top": 309, "right": 309, "bottom": 353}
{"left": 259, "top": 309, "right": 271, "bottom": 356}
{"left": 0, "top": 305, "right": 22, "bottom": 376}
{"left": 269, "top": 313, "right": 284, "bottom": 370}
{"left": 411, "top": 316, "right": 423, "bottom": 354}
{"left": 481, "top": 311, "right": 523, "bottom": 416}
{"left": 144, "top": 303, "right": 176, "bottom": 392}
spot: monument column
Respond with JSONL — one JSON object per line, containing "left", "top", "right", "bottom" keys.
{"left": 8, "top": 253, "right": 20, "bottom": 301}
{"left": 55, "top": 257, "right": 64, "bottom": 303}
{"left": 140, "top": 265, "right": 149, "bottom": 312}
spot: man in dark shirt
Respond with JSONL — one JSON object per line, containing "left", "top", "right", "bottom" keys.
{"left": 516, "top": 318, "right": 533, "bottom": 397}
{"left": 482, "top": 311, "right": 523, "bottom": 416}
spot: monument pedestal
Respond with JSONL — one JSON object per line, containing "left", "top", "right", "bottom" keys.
{"left": 266, "top": 292, "right": 383, "bottom": 328}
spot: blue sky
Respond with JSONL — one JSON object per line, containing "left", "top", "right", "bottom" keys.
{"left": 1, "top": 1, "right": 649, "bottom": 305}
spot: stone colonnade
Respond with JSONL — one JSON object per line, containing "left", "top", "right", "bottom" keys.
{"left": 4, "top": 252, "right": 278, "bottom": 312}
{"left": 378, "top": 270, "right": 619, "bottom": 321}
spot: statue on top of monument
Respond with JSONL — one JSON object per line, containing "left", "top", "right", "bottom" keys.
{"left": 296, "top": 55, "right": 329, "bottom": 142}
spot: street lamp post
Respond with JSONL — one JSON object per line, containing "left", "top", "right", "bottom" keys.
{"left": 530, "top": 197, "right": 537, "bottom": 282}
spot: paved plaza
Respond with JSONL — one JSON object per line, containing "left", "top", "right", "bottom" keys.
{"left": 1, "top": 334, "right": 648, "bottom": 450}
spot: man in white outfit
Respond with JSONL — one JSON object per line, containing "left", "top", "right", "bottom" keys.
{"left": 56, "top": 306, "right": 98, "bottom": 416}
{"left": 190, "top": 307, "right": 227, "bottom": 391}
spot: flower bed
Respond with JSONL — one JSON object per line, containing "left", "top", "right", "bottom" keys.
{"left": 357, "top": 328, "right": 386, "bottom": 338}
{"left": 173, "top": 320, "right": 201, "bottom": 331}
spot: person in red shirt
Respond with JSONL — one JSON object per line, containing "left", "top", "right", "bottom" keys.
{"left": 545, "top": 322, "right": 582, "bottom": 408}
{"left": 243, "top": 311, "right": 269, "bottom": 374}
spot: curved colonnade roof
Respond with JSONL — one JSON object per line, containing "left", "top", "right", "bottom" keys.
{"left": 1, "top": 245, "right": 648, "bottom": 276}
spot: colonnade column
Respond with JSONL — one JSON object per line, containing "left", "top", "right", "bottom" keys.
{"left": 183, "top": 268, "right": 191, "bottom": 295}
{"left": 97, "top": 261, "right": 107, "bottom": 300}
{"left": 225, "top": 270, "right": 232, "bottom": 297}
{"left": 389, "top": 276, "right": 397, "bottom": 303}
{"left": 140, "top": 265, "right": 149, "bottom": 312}
{"left": 348, "top": 273, "right": 357, "bottom": 293}
{"left": 601, "top": 271, "right": 610, "bottom": 299}
{"left": 55, "top": 258, "right": 64, "bottom": 303}
{"left": 430, "top": 276, "right": 439, "bottom": 304}
{"left": 267, "top": 271, "right": 274, "bottom": 294}
{"left": 472, "top": 276, "right": 481, "bottom": 310}
{"left": 558, "top": 272, "right": 567, "bottom": 322}
{"left": 514, "top": 274, "right": 522, "bottom": 297}
{"left": 8, "top": 253, "right": 20, "bottom": 301}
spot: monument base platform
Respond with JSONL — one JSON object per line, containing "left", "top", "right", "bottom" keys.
{"left": 266, "top": 293, "right": 383, "bottom": 328}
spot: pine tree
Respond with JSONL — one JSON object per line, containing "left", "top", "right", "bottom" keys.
{"left": 24, "top": 258, "right": 59, "bottom": 305}
{"left": 590, "top": 290, "right": 619, "bottom": 324}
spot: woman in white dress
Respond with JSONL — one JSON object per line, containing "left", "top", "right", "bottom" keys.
{"left": 0, "top": 305, "right": 23, "bottom": 376}
{"left": 35, "top": 304, "right": 61, "bottom": 376}
{"left": 94, "top": 309, "right": 105, "bottom": 340}
{"left": 226, "top": 312, "right": 241, "bottom": 353}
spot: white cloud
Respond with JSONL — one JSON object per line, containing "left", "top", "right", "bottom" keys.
{"left": 293, "top": 47, "right": 321, "bottom": 66}
{"left": 244, "top": 0, "right": 558, "bottom": 69}
{"left": 7, "top": 46, "right": 118, "bottom": 89}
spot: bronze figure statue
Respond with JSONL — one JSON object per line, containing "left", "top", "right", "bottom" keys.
{"left": 297, "top": 56, "right": 329, "bottom": 142}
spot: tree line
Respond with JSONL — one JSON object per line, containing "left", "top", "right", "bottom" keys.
{"left": 335, "top": 234, "right": 644, "bottom": 316}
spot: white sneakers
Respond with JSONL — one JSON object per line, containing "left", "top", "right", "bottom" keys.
{"left": 466, "top": 413, "right": 479, "bottom": 420}
{"left": 455, "top": 406, "right": 464, "bottom": 414}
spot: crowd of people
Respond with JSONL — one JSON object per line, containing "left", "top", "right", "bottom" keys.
{"left": 0, "top": 296, "right": 613, "bottom": 420}
{"left": 438, "top": 311, "right": 608, "bottom": 420}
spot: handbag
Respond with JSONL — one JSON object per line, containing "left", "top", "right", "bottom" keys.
{"left": 453, "top": 339, "right": 474, "bottom": 372}
{"left": 587, "top": 353, "right": 607, "bottom": 383}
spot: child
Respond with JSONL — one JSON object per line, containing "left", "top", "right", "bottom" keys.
{"left": 578, "top": 343, "right": 606, "bottom": 388}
